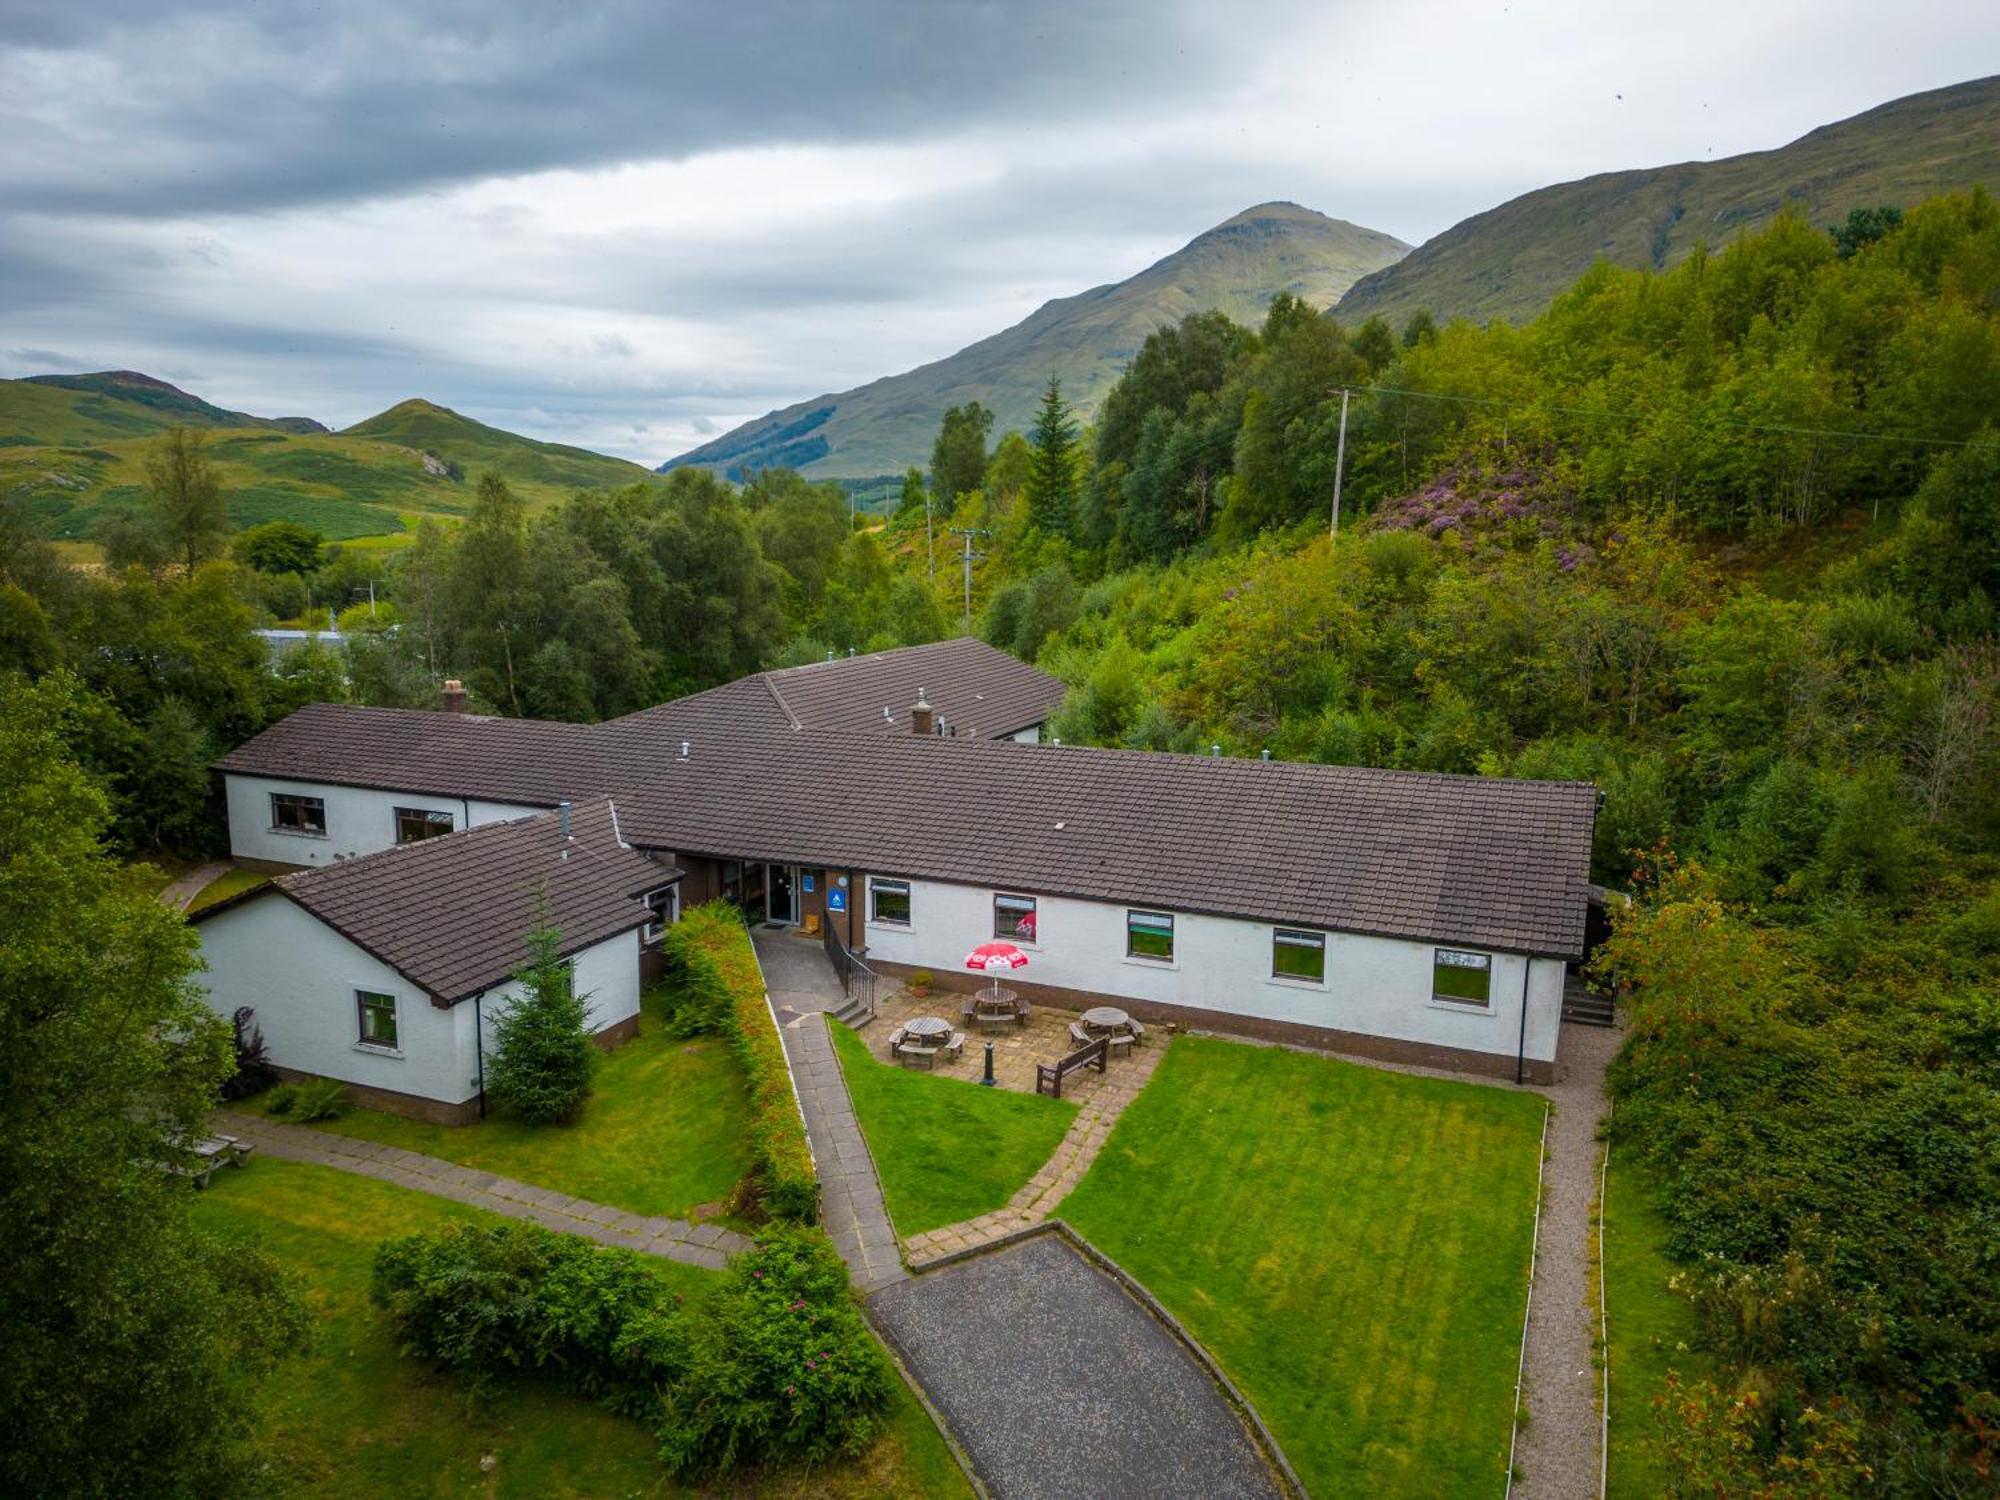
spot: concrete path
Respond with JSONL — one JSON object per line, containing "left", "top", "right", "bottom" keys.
{"left": 1513, "top": 1019, "right": 1623, "bottom": 1499}
{"left": 871, "top": 1234, "right": 1282, "bottom": 1500}
{"left": 215, "top": 1110, "right": 751, "bottom": 1269}
{"left": 159, "top": 859, "right": 231, "bottom": 912}
{"left": 752, "top": 925, "right": 847, "bottom": 1014}
{"left": 774, "top": 1012, "right": 908, "bottom": 1293}
{"left": 902, "top": 1035, "right": 1168, "bottom": 1269}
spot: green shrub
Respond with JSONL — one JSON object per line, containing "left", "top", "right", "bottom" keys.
{"left": 264, "top": 1082, "right": 300, "bottom": 1116}
{"left": 486, "top": 922, "right": 597, "bottom": 1125}
{"left": 673, "top": 904, "right": 818, "bottom": 1222}
{"left": 292, "top": 1078, "right": 348, "bottom": 1122}
{"left": 655, "top": 922, "right": 733, "bottom": 1038}
{"left": 654, "top": 1225, "right": 892, "bottom": 1476}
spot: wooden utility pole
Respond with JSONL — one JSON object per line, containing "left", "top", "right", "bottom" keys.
{"left": 1330, "top": 386, "right": 1351, "bottom": 542}
{"left": 947, "top": 526, "right": 988, "bottom": 628}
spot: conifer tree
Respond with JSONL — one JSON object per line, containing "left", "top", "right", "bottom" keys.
{"left": 1025, "top": 376, "right": 1078, "bottom": 537}
{"left": 486, "top": 916, "right": 597, "bottom": 1124}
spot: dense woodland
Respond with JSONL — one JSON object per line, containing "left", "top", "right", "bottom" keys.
{"left": 2, "top": 192, "right": 1998, "bottom": 1494}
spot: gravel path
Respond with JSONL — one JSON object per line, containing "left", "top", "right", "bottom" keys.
{"left": 1513, "top": 1020, "right": 1622, "bottom": 1499}
{"left": 159, "top": 859, "right": 232, "bottom": 912}
{"left": 214, "top": 1111, "right": 749, "bottom": 1268}
{"left": 870, "top": 1234, "right": 1282, "bottom": 1500}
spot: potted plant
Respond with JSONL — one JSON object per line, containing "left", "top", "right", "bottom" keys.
{"left": 906, "top": 969, "right": 934, "bottom": 998}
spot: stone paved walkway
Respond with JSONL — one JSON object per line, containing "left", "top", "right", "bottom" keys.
{"left": 215, "top": 1111, "right": 750, "bottom": 1268}
{"left": 159, "top": 859, "right": 232, "bottom": 912}
{"left": 1513, "top": 1018, "right": 1623, "bottom": 1500}
{"left": 775, "top": 1013, "right": 908, "bottom": 1293}
{"left": 752, "top": 925, "right": 847, "bottom": 1014}
{"left": 901, "top": 1034, "right": 1168, "bottom": 1269}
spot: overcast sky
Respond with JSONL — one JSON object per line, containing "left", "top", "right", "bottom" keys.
{"left": 1, "top": 2, "right": 1993, "bottom": 463}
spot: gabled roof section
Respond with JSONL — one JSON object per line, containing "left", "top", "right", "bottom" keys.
{"left": 197, "top": 799, "right": 677, "bottom": 1003}
{"left": 614, "top": 731, "right": 1599, "bottom": 958}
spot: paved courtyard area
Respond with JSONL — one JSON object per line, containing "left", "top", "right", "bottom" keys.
{"left": 870, "top": 986, "right": 1159, "bottom": 1108}
{"left": 870, "top": 1233, "right": 1283, "bottom": 1500}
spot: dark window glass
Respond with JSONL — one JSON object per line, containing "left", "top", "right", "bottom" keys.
{"left": 643, "top": 885, "right": 679, "bottom": 944}
{"left": 357, "top": 989, "right": 398, "bottom": 1047}
{"left": 871, "top": 879, "right": 912, "bottom": 926}
{"left": 270, "top": 792, "right": 326, "bottom": 835}
{"left": 1126, "top": 910, "right": 1174, "bottom": 961}
{"left": 993, "top": 893, "right": 1037, "bottom": 941}
{"left": 1432, "top": 948, "right": 1492, "bottom": 1006}
{"left": 1273, "top": 928, "right": 1326, "bottom": 981}
{"left": 394, "top": 807, "right": 453, "bottom": 844}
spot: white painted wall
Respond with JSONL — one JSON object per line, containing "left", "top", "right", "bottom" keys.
{"left": 224, "top": 773, "right": 544, "bottom": 868}
{"left": 196, "top": 895, "right": 643, "bottom": 1105}
{"left": 1008, "top": 724, "right": 1042, "bottom": 744}
{"left": 860, "top": 876, "right": 1565, "bottom": 1065}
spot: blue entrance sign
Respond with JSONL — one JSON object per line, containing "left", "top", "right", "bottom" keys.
{"left": 802, "top": 873, "right": 815, "bottom": 893}
{"left": 828, "top": 888, "right": 847, "bottom": 913}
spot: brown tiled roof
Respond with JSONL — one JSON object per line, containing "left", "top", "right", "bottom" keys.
{"left": 612, "top": 731, "right": 1598, "bottom": 958}
{"left": 197, "top": 799, "right": 678, "bottom": 1002}
{"left": 604, "top": 637, "right": 1067, "bottom": 741}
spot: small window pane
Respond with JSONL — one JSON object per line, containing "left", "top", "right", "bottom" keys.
{"left": 357, "top": 989, "right": 398, "bottom": 1047}
{"left": 1273, "top": 928, "right": 1325, "bottom": 982}
{"left": 1127, "top": 910, "right": 1174, "bottom": 961}
{"left": 643, "top": 885, "right": 679, "bottom": 944}
{"left": 271, "top": 792, "right": 326, "bottom": 835}
{"left": 993, "top": 893, "right": 1037, "bottom": 941}
{"left": 1433, "top": 949, "right": 1492, "bottom": 1006}
{"left": 871, "top": 879, "right": 911, "bottom": 926}
{"left": 395, "top": 807, "right": 453, "bottom": 844}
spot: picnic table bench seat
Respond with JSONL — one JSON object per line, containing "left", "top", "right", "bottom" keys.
{"left": 1036, "top": 1035, "right": 1108, "bottom": 1099}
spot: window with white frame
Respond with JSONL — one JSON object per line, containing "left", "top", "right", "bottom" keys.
{"left": 993, "top": 892, "right": 1037, "bottom": 941}
{"left": 642, "top": 884, "right": 680, "bottom": 945}
{"left": 1126, "top": 909, "right": 1174, "bottom": 962}
{"left": 356, "top": 988, "right": 398, "bottom": 1048}
{"left": 270, "top": 791, "right": 326, "bottom": 836}
{"left": 1432, "top": 948, "right": 1493, "bottom": 1007}
{"left": 394, "top": 806, "right": 453, "bottom": 844}
{"left": 1272, "top": 927, "right": 1326, "bottom": 982}
{"left": 870, "top": 877, "right": 911, "bottom": 926}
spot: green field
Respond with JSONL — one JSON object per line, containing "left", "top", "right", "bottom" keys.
{"left": 192, "top": 1158, "right": 971, "bottom": 1499}
{"left": 1, "top": 379, "right": 656, "bottom": 543}
{"left": 1602, "top": 1148, "right": 1717, "bottom": 1499}
{"left": 1058, "top": 1036, "right": 1547, "bottom": 1499}
{"left": 829, "top": 1019, "right": 1077, "bottom": 1235}
{"left": 252, "top": 987, "right": 753, "bottom": 1220}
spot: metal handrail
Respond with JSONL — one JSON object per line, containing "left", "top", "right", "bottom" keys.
{"left": 820, "top": 918, "right": 877, "bottom": 1017}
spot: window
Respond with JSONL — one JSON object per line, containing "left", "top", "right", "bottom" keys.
{"left": 1273, "top": 928, "right": 1326, "bottom": 983}
{"left": 1126, "top": 909, "right": 1174, "bottom": 962}
{"left": 1432, "top": 948, "right": 1492, "bottom": 1007}
{"left": 870, "top": 878, "right": 911, "bottom": 927}
{"left": 394, "top": 806, "right": 453, "bottom": 844}
{"left": 270, "top": 792, "right": 326, "bottom": 836}
{"left": 993, "top": 893, "right": 1037, "bottom": 942}
{"left": 642, "top": 884, "right": 680, "bottom": 945}
{"left": 356, "top": 989, "right": 398, "bottom": 1048}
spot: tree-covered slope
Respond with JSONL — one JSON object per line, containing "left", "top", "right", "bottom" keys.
{"left": 663, "top": 202, "right": 1409, "bottom": 480}
{"left": 1337, "top": 74, "right": 2000, "bottom": 330}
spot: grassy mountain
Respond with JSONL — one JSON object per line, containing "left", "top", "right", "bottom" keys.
{"left": 0, "top": 383, "right": 653, "bottom": 544}
{"left": 1337, "top": 75, "right": 2000, "bottom": 330}
{"left": 663, "top": 202, "right": 1410, "bottom": 481}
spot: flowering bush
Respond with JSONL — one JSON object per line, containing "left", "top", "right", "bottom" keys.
{"left": 1373, "top": 442, "right": 1580, "bottom": 552}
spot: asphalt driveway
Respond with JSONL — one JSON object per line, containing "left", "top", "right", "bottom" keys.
{"left": 869, "top": 1233, "right": 1282, "bottom": 1500}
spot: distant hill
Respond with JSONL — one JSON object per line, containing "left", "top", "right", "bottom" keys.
{"left": 0, "top": 380, "right": 653, "bottom": 544}
{"left": 1336, "top": 75, "right": 2000, "bottom": 330}
{"left": 664, "top": 202, "right": 1410, "bottom": 481}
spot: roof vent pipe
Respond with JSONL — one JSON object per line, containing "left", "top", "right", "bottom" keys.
{"left": 848, "top": 646, "right": 856, "bottom": 657}
{"left": 558, "top": 800, "right": 571, "bottom": 839}
{"left": 1211, "top": 743, "right": 1221, "bottom": 757}
{"left": 679, "top": 740, "right": 690, "bottom": 760}
{"left": 1261, "top": 748, "right": 1271, "bottom": 761}
{"left": 910, "top": 687, "right": 934, "bottom": 737}
{"left": 826, "top": 650, "right": 835, "bottom": 663}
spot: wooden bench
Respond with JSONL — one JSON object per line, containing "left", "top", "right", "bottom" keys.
{"left": 943, "top": 1031, "right": 966, "bottom": 1062}
{"left": 169, "top": 1133, "right": 255, "bottom": 1189}
{"left": 1036, "top": 1035, "right": 1108, "bottom": 1099}
{"left": 1068, "top": 1021, "right": 1093, "bottom": 1048}
{"left": 1105, "top": 1030, "right": 1136, "bottom": 1061}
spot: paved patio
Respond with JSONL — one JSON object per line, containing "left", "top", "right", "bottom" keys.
{"left": 869, "top": 987, "right": 1160, "bottom": 1109}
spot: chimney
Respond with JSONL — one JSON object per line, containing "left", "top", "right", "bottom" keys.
{"left": 558, "top": 800, "right": 572, "bottom": 839}
{"left": 439, "top": 678, "right": 467, "bottom": 713}
{"left": 910, "top": 688, "right": 934, "bottom": 737}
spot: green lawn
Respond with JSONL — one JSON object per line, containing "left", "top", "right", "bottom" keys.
{"left": 1057, "top": 1036, "right": 1547, "bottom": 1499}
{"left": 829, "top": 1019, "right": 1078, "bottom": 1236}
{"left": 193, "top": 1158, "right": 971, "bottom": 1499}
{"left": 252, "top": 991, "right": 752, "bottom": 1219}
{"left": 185, "top": 867, "right": 269, "bottom": 913}
{"left": 1602, "top": 1147, "right": 1716, "bottom": 1499}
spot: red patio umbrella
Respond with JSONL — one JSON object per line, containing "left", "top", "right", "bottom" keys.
{"left": 964, "top": 941, "right": 1028, "bottom": 1003}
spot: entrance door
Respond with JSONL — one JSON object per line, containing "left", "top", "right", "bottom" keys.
{"left": 767, "top": 863, "right": 798, "bottom": 925}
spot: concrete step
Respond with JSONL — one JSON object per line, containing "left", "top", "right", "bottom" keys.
{"left": 831, "top": 999, "right": 874, "bottom": 1029}
{"left": 1562, "top": 994, "right": 1616, "bottom": 1026}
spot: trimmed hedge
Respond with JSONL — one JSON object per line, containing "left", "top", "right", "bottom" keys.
{"left": 664, "top": 903, "right": 819, "bottom": 1223}
{"left": 370, "top": 1221, "right": 892, "bottom": 1477}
